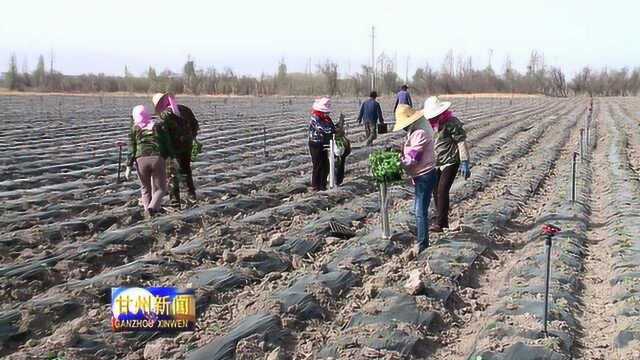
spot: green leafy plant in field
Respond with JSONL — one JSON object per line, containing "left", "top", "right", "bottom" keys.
{"left": 368, "top": 149, "right": 403, "bottom": 184}
{"left": 191, "top": 139, "right": 203, "bottom": 162}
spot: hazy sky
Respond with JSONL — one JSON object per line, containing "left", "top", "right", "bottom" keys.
{"left": 1, "top": 0, "right": 638, "bottom": 78}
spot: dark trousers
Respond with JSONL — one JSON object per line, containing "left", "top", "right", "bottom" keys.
{"left": 168, "top": 152, "right": 196, "bottom": 206}
{"left": 415, "top": 170, "right": 437, "bottom": 249}
{"left": 433, "top": 164, "right": 459, "bottom": 228}
{"left": 364, "top": 121, "right": 377, "bottom": 146}
{"left": 336, "top": 144, "right": 351, "bottom": 186}
{"left": 336, "top": 157, "right": 346, "bottom": 185}
{"left": 309, "top": 141, "right": 329, "bottom": 190}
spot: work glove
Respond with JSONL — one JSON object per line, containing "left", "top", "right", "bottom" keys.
{"left": 459, "top": 161, "right": 471, "bottom": 180}
{"left": 125, "top": 166, "right": 132, "bottom": 181}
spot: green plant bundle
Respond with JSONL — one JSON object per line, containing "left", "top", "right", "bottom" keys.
{"left": 191, "top": 139, "right": 203, "bottom": 161}
{"left": 369, "top": 149, "right": 403, "bottom": 184}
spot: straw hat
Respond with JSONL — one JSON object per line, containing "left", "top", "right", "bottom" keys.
{"left": 422, "top": 96, "right": 451, "bottom": 120}
{"left": 393, "top": 105, "right": 424, "bottom": 131}
{"left": 152, "top": 93, "right": 168, "bottom": 112}
{"left": 312, "top": 97, "right": 332, "bottom": 113}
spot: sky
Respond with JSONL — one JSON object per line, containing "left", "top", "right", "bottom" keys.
{"left": 1, "top": 0, "right": 638, "bottom": 78}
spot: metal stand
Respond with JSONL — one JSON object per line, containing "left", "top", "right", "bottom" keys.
{"left": 328, "top": 135, "right": 336, "bottom": 189}
{"left": 543, "top": 233, "right": 552, "bottom": 336}
{"left": 541, "top": 224, "right": 561, "bottom": 337}
{"left": 263, "top": 126, "right": 268, "bottom": 158}
{"left": 586, "top": 126, "right": 590, "bottom": 148}
{"left": 379, "top": 182, "right": 390, "bottom": 239}
{"left": 579, "top": 128, "right": 584, "bottom": 161}
{"left": 571, "top": 152, "right": 578, "bottom": 203}
{"left": 116, "top": 142, "right": 124, "bottom": 183}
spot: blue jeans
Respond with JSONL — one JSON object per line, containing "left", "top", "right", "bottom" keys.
{"left": 414, "top": 170, "right": 437, "bottom": 250}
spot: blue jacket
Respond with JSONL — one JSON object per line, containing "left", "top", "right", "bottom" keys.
{"left": 393, "top": 90, "right": 413, "bottom": 111}
{"left": 358, "top": 98, "right": 384, "bottom": 124}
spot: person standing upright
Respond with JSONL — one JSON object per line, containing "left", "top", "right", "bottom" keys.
{"left": 126, "top": 105, "right": 173, "bottom": 218}
{"left": 152, "top": 93, "right": 199, "bottom": 208}
{"left": 334, "top": 113, "right": 351, "bottom": 185}
{"left": 357, "top": 91, "right": 385, "bottom": 146}
{"left": 308, "top": 97, "right": 336, "bottom": 191}
{"left": 394, "top": 104, "right": 436, "bottom": 254}
{"left": 393, "top": 84, "right": 413, "bottom": 113}
{"left": 422, "top": 96, "right": 471, "bottom": 232}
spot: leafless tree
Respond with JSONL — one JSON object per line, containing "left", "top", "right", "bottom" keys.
{"left": 318, "top": 60, "right": 339, "bottom": 96}
{"left": 549, "top": 67, "right": 568, "bottom": 97}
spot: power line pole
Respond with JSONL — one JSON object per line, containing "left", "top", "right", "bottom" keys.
{"left": 488, "top": 48, "right": 494, "bottom": 70}
{"left": 394, "top": 51, "right": 398, "bottom": 74}
{"left": 405, "top": 55, "right": 410, "bottom": 83}
{"left": 50, "top": 48, "right": 54, "bottom": 73}
{"left": 371, "top": 25, "right": 375, "bottom": 91}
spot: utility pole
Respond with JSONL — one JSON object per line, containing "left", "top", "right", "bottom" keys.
{"left": 50, "top": 48, "right": 55, "bottom": 73}
{"left": 488, "top": 48, "right": 494, "bottom": 70}
{"left": 394, "top": 51, "right": 398, "bottom": 74}
{"left": 371, "top": 26, "right": 376, "bottom": 91}
{"left": 405, "top": 55, "right": 410, "bottom": 83}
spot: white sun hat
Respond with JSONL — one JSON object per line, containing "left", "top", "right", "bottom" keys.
{"left": 312, "top": 97, "right": 332, "bottom": 113}
{"left": 152, "top": 93, "right": 168, "bottom": 112}
{"left": 422, "top": 96, "right": 451, "bottom": 120}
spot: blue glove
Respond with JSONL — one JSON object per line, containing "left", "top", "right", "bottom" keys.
{"left": 460, "top": 161, "right": 471, "bottom": 180}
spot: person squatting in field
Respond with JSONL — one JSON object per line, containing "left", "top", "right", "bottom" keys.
{"left": 152, "top": 93, "right": 199, "bottom": 208}
{"left": 393, "top": 84, "right": 413, "bottom": 113}
{"left": 308, "top": 97, "right": 336, "bottom": 191}
{"left": 126, "top": 105, "right": 174, "bottom": 218}
{"left": 357, "top": 91, "right": 385, "bottom": 146}
{"left": 423, "top": 96, "right": 471, "bottom": 232}
{"left": 394, "top": 104, "right": 436, "bottom": 253}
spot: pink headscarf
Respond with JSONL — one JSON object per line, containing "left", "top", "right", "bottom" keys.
{"left": 312, "top": 97, "right": 332, "bottom": 113}
{"left": 157, "top": 94, "right": 181, "bottom": 116}
{"left": 429, "top": 110, "right": 454, "bottom": 131}
{"left": 132, "top": 105, "right": 155, "bottom": 131}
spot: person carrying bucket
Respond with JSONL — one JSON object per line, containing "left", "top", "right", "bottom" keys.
{"left": 126, "top": 105, "right": 174, "bottom": 218}
{"left": 152, "top": 93, "right": 199, "bottom": 208}
{"left": 394, "top": 104, "right": 436, "bottom": 253}
{"left": 423, "top": 96, "right": 471, "bottom": 232}
{"left": 357, "top": 91, "right": 385, "bottom": 146}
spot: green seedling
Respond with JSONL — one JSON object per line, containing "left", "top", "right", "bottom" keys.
{"left": 368, "top": 149, "right": 403, "bottom": 184}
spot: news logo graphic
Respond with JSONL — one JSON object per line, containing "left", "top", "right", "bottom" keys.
{"left": 111, "top": 287, "right": 195, "bottom": 331}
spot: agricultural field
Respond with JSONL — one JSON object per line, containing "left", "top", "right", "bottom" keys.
{"left": 1, "top": 94, "right": 640, "bottom": 360}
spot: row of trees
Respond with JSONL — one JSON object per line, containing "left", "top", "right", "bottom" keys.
{"left": 4, "top": 51, "right": 640, "bottom": 97}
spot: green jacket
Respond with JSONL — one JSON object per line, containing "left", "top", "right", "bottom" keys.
{"left": 159, "top": 104, "right": 199, "bottom": 156}
{"left": 127, "top": 119, "right": 174, "bottom": 167}
{"left": 434, "top": 117, "right": 466, "bottom": 167}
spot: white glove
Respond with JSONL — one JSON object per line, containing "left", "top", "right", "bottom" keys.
{"left": 125, "top": 166, "right": 132, "bottom": 181}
